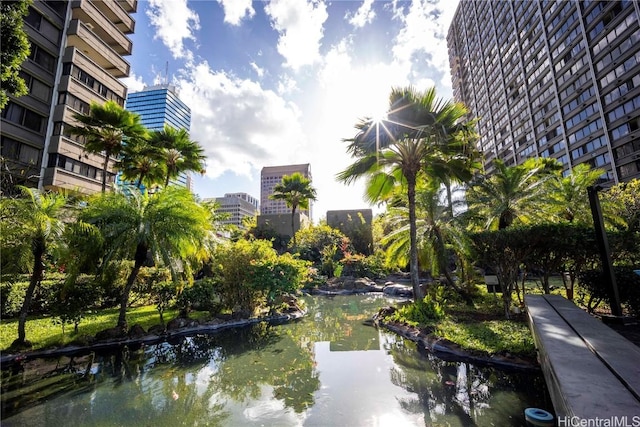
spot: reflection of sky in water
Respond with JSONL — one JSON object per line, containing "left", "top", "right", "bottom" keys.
{"left": 2, "top": 295, "right": 547, "bottom": 426}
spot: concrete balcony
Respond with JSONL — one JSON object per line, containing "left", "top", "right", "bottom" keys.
{"left": 62, "top": 47, "right": 128, "bottom": 100}
{"left": 90, "top": 0, "right": 135, "bottom": 34}
{"left": 71, "top": 0, "right": 132, "bottom": 55}
{"left": 117, "top": 0, "right": 137, "bottom": 13}
{"left": 66, "top": 19, "right": 130, "bottom": 78}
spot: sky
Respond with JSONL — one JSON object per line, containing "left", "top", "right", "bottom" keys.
{"left": 121, "top": 0, "right": 460, "bottom": 221}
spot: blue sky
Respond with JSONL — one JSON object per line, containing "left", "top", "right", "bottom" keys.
{"left": 122, "top": 0, "right": 460, "bottom": 221}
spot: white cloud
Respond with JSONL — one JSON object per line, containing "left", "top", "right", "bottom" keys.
{"left": 216, "top": 0, "right": 255, "bottom": 25}
{"left": 146, "top": 0, "right": 199, "bottom": 61}
{"left": 250, "top": 61, "right": 265, "bottom": 78}
{"left": 120, "top": 72, "right": 146, "bottom": 93}
{"left": 392, "top": 0, "right": 453, "bottom": 91}
{"left": 264, "top": 0, "right": 328, "bottom": 70}
{"left": 347, "top": 0, "right": 376, "bottom": 28}
{"left": 175, "top": 61, "right": 306, "bottom": 179}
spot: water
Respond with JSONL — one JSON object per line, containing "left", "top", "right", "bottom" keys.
{"left": 1, "top": 295, "right": 549, "bottom": 426}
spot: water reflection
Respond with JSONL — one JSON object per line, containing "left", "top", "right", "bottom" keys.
{"left": 1, "top": 295, "right": 549, "bottom": 426}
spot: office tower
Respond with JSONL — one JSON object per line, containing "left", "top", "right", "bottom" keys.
{"left": 1, "top": 0, "right": 137, "bottom": 195}
{"left": 125, "top": 84, "right": 192, "bottom": 189}
{"left": 260, "top": 163, "right": 313, "bottom": 218}
{"left": 209, "top": 193, "right": 259, "bottom": 229}
{"left": 447, "top": 0, "right": 640, "bottom": 183}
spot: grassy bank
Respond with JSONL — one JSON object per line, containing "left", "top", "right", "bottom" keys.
{"left": 0, "top": 306, "right": 207, "bottom": 352}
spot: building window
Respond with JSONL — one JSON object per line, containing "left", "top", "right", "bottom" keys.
{"left": 0, "top": 136, "right": 41, "bottom": 165}
{"left": 28, "top": 42, "right": 56, "bottom": 73}
{"left": 1, "top": 102, "right": 45, "bottom": 134}
{"left": 24, "top": 7, "right": 60, "bottom": 43}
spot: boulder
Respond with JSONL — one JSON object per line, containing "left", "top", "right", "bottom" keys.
{"left": 383, "top": 284, "right": 413, "bottom": 297}
{"left": 128, "top": 324, "right": 146, "bottom": 338}
{"left": 166, "top": 317, "right": 189, "bottom": 331}
{"left": 147, "top": 324, "right": 165, "bottom": 336}
{"left": 95, "top": 326, "right": 127, "bottom": 341}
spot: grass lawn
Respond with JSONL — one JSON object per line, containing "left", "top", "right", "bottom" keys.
{"left": 0, "top": 306, "right": 208, "bottom": 352}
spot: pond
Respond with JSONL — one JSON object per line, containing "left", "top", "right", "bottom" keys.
{"left": 1, "top": 295, "right": 550, "bottom": 426}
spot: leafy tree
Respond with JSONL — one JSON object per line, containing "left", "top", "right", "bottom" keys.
{"left": 70, "top": 100, "right": 147, "bottom": 192}
{"left": 1, "top": 187, "right": 68, "bottom": 347}
{"left": 293, "top": 223, "right": 347, "bottom": 265}
{"left": 269, "top": 172, "right": 317, "bottom": 247}
{"left": 466, "top": 158, "right": 557, "bottom": 230}
{"left": 0, "top": 0, "right": 31, "bottom": 111}
{"left": 338, "top": 86, "right": 476, "bottom": 299}
{"left": 79, "top": 187, "right": 212, "bottom": 329}
{"left": 148, "top": 125, "right": 206, "bottom": 187}
{"left": 603, "top": 179, "right": 640, "bottom": 232}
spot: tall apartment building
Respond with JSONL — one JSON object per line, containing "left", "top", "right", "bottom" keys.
{"left": 260, "top": 163, "right": 313, "bottom": 218}
{"left": 447, "top": 0, "right": 640, "bottom": 183}
{"left": 125, "top": 84, "right": 192, "bottom": 189}
{"left": 1, "top": 0, "right": 137, "bottom": 195}
{"left": 210, "top": 192, "right": 259, "bottom": 229}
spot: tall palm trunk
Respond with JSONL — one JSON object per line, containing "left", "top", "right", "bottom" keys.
{"left": 101, "top": 152, "right": 111, "bottom": 193}
{"left": 16, "top": 237, "right": 45, "bottom": 345}
{"left": 291, "top": 205, "right": 298, "bottom": 247}
{"left": 117, "top": 243, "right": 147, "bottom": 328}
{"left": 407, "top": 173, "right": 424, "bottom": 300}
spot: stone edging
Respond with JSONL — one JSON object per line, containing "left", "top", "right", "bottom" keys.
{"left": 0, "top": 309, "right": 306, "bottom": 366}
{"left": 375, "top": 318, "right": 540, "bottom": 372}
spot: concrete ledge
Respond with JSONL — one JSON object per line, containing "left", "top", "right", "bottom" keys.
{"left": 525, "top": 294, "right": 640, "bottom": 419}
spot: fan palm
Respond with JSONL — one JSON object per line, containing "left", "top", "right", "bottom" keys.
{"left": 269, "top": 172, "right": 317, "bottom": 247}
{"left": 79, "top": 186, "right": 212, "bottom": 329}
{"left": 148, "top": 125, "right": 206, "bottom": 187}
{"left": 70, "top": 100, "right": 147, "bottom": 192}
{"left": 337, "top": 86, "right": 476, "bottom": 299}
{"left": 466, "top": 158, "right": 556, "bottom": 230}
{"left": 117, "top": 138, "right": 166, "bottom": 190}
{"left": 1, "top": 187, "right": 68, "bottom": 346}
{"left": 382, "top": 179, "right": 474, "bottom": 303}
{"left": 548, "top": 163, "right": 604, "bottom": 224}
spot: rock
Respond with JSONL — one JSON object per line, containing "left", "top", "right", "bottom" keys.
{"left": 166, "top": 317, "right": 189, "bottom": 331}
{"left": 95, "top": 326, "right": 126, "bottom": 341}
{"left": 147, "top": 324, "right": 165, "bottom": 336}
{"left": 128, "top": 324, "right": 146, "bottom": 338}
{"left": 383, "top": 284, "right": 413, "bottom": 297}
{"left": 354, "top": 278, "right": 374, "bottom": 289}
{"left": 69, "top": 334, "right": 95, "bottom": 347}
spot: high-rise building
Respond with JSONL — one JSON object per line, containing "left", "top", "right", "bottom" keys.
{"left": 208, "top": 192, "right": 259, "bottom": 229}
{"left": 124, "top": 84, "right": 192, "bottom": 189}
{"left": 447, "top": 0, "right": 640, "bottom": 183}
{"left": 260, "top": 163, "right": 313, "bottom": 218}
{"left": 1, "top": 0, "right": 137, "bottom": 195}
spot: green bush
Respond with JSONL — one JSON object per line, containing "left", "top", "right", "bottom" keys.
{"left": 176, "top": 278, "right": 219, "bottom": 316}
{"left": 1, "top": 275, "right": 61, "bottom": 318}
{"left": 578, "top": 266, "right": 640, "bottom": 316}
{"left": 390, "top": 286, "right": 446, "bottom": 326}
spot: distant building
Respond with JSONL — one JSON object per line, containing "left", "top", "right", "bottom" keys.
{"left": 1, "top": 0, "right": 137, "bottom": 195}
{"left": 260, "top": 163, "right": 313, "bottom": 218}
{"left": 447, "top": 0, "right": 640, "bottom": 183}
{"left": 257, "top": 212, "right": 311, "bottom": 241}
{"left": 125, "top": 84, "right": 192, "bottom": 190}
{"left": 210, "top": 192, "right": 259, "bottom": 229}
{"left": 326, "top": 209, "right": 374, "bottom": 255}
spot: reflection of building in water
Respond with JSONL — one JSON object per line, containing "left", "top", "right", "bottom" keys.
{"left": 328, "top": 315, "right": 380, "bottom": 351}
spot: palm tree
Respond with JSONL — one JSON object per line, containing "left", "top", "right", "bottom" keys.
{"left": 148, "top": 125, "right": 206, "bottom": 187}
{"left": 79, "top": 186, "right": 212, "bottom": 329}
{"left": 269, "top": 172, "right": 317, "bottom": 247}
{"left": 1, "top": 187, "right": 68, "bottom": 347}
{"left": 70, "top": 100, "right": 147, "bottom": 192}
{"left": 466, "top": 158, "right": 557, "bottom": 230}
{"left": 382, "top": 179, "right": 474, "bottom": 303}
{"left": 117, "top": 138, "right": 166, "bottom": 190}
{"left": 548, "top": 163, "right": 604, "bottom": 224}
{"left": 337, "top": 86, "right": 476, "bottom": 299}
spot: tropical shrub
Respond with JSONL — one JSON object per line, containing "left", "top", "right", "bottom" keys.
{"left": 213, "top": 239, "right": 310, "bottom": 313}
{"left": 176, "top": 278, "right": 219, "bottom": 316}
{"left": 578, "top": 266, "right": 640, "bottom": 316}
{"left": 389, "top": 286, "right": 446, "bottom": 326}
